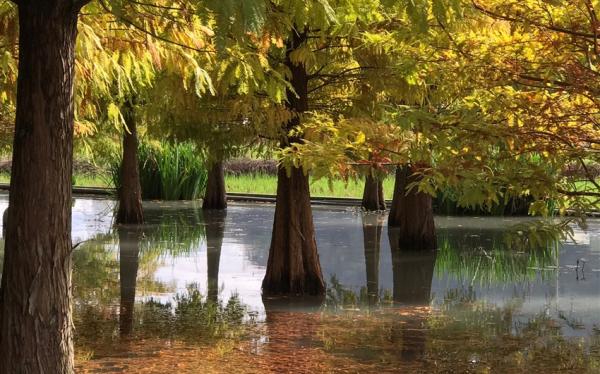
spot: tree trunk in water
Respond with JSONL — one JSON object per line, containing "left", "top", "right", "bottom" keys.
{"left": 362, "top": 214, "right": 384, "bottom": 305}
{"left": 202, "top": 160, "right": 227, "bottom": 210}
{"left": 0, "top": 3, "right": 82, "bottom": 373}
{"left": 262, "top": 29, "right": 325, "bottom": 296}
{"left": 263, "top": 166, "right": 325, "bottom": 295}
{"left": 362, "top": 173, "right": 386, "bottom": 211}
{"left": 388, "top": 165, "right": 437, "bottom": 250}
{"left": 119, "top": 227, "right": 141, "bottom": 338}
{"left": 116, "top": 102, "right": 143, "bottom": 224}
{"left": 205, "top": 210, "right": 226, "bottom": 302}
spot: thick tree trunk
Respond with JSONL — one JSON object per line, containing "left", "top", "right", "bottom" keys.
{"left": 205, "top": 210, "right": 226, "bottom": 302}
{"left": 262, "top": 30, "right": 325, "bottom": 296}
{"left": 202, "top": 160, "right": 227, "bottom": 210}
{"left": 362, "top": 214, "right": 384, "bottom": 304}
{"left": 362, "top": 173, "right": 386, "bottom": 211}
{"left": 262, "top": 166, "right": 325, "bottom": 295}
{"left": 388, "top": 165, "right": 437, "bottom": 250}
{"left": 0, "top": 3, "right": 82, "bottom": 373}
{"left": 118, "top": 227, "right": 141, "bottom": 337}
{"left": 116, "top": 102, "right": 144, "bottom": 224}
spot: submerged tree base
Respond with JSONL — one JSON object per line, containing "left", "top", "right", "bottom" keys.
{"left": 388, "top": 165, "right": 437, "bottom": 250}
{"left": 203, "top": 161, "right": 227, "bottom": 210}
{"left": 362, "top": 173, "right": 386, "bottom": 211}
{"left": 262, "top": 166, "right": 325, "bottom": 296}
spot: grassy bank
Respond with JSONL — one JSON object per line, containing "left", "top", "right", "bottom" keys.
{"left": 0, "top": 172, "right": 393, "bottom": 199}
{"left": 225, "top": 174, "right": 396, "bottom": 199}
{"left": 0, "top": 173, "right": 110, "bottom": 189}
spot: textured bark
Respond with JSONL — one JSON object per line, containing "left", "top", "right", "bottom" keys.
{"left": 118, "top": 227, "right": 141, "bottom": 337}
{"left": 262, "top": 166, "right": 326, "bottom": 295}
{"left": 388, "top": 165, "right": 437, "bottom": 250}
{"left": 389, "top": 228, "right": 437, "bottom": 362}
{"left": 204, "top": 210, "right": 226, "bottom": 302}
{"left": 202, "top": 160, "right": 227, "bottom": 210}
{"left": 362, "top": 214, "right": 384, "bottom": 304}
{"left": 116, "top": 102, "right": 144, "bottom": 224}
{"left": 362, "top": 173, "right": 386, "bottom": 211}
{"left": 262, "top": 30, "right": 325, "bottom": 296}
{"left": 0, "top": 3, "right": 82, "bottom": 373}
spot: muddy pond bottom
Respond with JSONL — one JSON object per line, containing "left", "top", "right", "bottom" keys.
{"left": 1, "top": 194, "right": 598, "bottom": 372}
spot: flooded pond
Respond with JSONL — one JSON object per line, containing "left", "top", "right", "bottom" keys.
{"left": 1, "top": 192, "right": 599, "bottom": 372}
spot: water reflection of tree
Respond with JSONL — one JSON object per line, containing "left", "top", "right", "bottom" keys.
{"left": 388, "top": 227, "right": 437, "bottom": 364}
{"left": 315, "top": 291, "right": 600, "bottom": 372}
{"left": 362, "top": 213, "right": 385, "bottom": 305}
{"left": 204, "top": 210, "right": 226, "bottom": 303}
{"left": 73, "top": 203, "right": 247, "bottom": 350}
{"left": 118, "top": 226, "right": 142, "bottom": 337}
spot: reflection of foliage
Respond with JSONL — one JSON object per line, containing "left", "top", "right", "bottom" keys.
{"left": 75, "top": 284, "right": 250, "bottom": 353}
{"left": 505, "top": 220, "right": 573, "bottom": 250}
{"left": 172, "top": 284, "right": 247, "bottom": 339}
{"left": 324, "top": 275, "right": 392, "bottom": 311}
{"left": 73, "top": 235, "right": 119, "bottom": 305}
{"left": 73, "top": 233, "right": 171, "bottom": 307}
{"left": 141, "top": 202, "right": 205, "bottom": 257}
{"left": 435, "top": 226, "right": 560, "bottom": 284}
{"left": 315, "top": 297, "right": 600, "bottom": 372}
{"left": 131, "top": 286, "right": 249, "bottom": 341}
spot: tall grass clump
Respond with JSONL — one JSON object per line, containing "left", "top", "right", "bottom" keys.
{"left": 111, "top": 141, "right": 207, "bottom": 201}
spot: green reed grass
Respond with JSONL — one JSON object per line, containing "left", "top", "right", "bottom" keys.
{"left": 111, "top": 141, "right": 207, "bottom": 201}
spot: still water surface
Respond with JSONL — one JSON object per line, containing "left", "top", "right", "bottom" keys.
{"left": 1, "top": 193, "right": 599, "bottom": 372}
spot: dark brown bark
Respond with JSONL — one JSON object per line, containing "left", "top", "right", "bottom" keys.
{"left": 116, "top": 101, "right": 144, "bottom": 224}
{"left": 362, "top": 173, "right": 386, "bottom": 211}
{"left": 118, "top": 227, "right": 141, "bottom": 337}
{"left": 0, "top": 2, "right": 84, "bottom": 373}
{"left": 262, "top": 30, "right": 325, "bottom": 296}
{"left": 202, "top": 160, "right": 227, "bottom": 210}
{"left": 204, "top": 210, "right": 226, "bottom": 302}
{"left": 388, "top": 165, "right": 437, "bottom": 250}
{"left": 389, "top": 228, "right": 437, "bottom": 362}
{"left": 262, "top": 166, "right": 325, "bottom": 295}
{"left": 362, "top": 214, "right": 384, "bottom": 305}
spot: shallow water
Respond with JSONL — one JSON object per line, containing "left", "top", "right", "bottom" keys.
{"left": 1, "top": 193, "right": 600, "bottom": 372}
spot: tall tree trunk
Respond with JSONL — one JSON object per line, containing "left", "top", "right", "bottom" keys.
{"left": 362, "top": 172, "right": 386, "bottom": 211}
{"left": 0, "top": 3, "right": 84, "bottom": 373}
{"left": 202, "top": 160, "right": 227, "bottom": 210}
{"left": 388, "top": 165, "right": 437, "bottom": 250}
{"left": 116, "top": 101, "right": 143, "bottom": 224}
{"left": 262, "top": 30, "right": 325, "bottom": 296}
{"left": 118, "top": 227, "right": 141, "bottom": 337}
{"left": 362, "top": 214, "right": 384, "bottom": 305}
{"left": 205, "top": 210, "right": 226, "bottom": 302}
